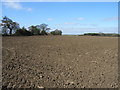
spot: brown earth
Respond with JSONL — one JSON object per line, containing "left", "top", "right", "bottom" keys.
{"left": 2, "top": 36, "right": 118, "bottom": 88}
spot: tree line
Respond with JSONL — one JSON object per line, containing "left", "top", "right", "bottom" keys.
{"left": 0, "top": 16, "right": 62, "bottom": 36}
{"left": 83, "top": 33, "right": 120, "bottom": 37}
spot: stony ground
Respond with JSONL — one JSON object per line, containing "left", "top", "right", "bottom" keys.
{"left": 2, "top": 36, "right": 118, "bottom": 88}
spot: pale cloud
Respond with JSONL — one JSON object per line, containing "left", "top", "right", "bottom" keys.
{"left": 77, "top": 17, "right": 84, "bottom": 21}
{"left": 64, "top": 22, "right": 78, "bottom": 25}
{"left": 3, "top": 1, "right": 33, "bottom": 11}
{"left": 89, "top": 24, "right": 98, "bottom": 27}
{"left": 55, "top": 22, "right": 76, "bottom": 26}
{"left": 3, "top": 2, "right": 23, "bottom": 10}
{"left": 61, "top": 27, "right": 118, "bottom": 35}
{"left": 103, "top": 17, "right": 118, "bottom": 21}
{"left": 47, "top": 18, "right": 53, "bottom": 21}
{"left": 2, "top": 0, "right": 20, "bottom": 2}
{"left": 26, "top": 8, "right": 32, "bottom": 11}
{"left": 63, "top": 22, "right": 97, "bottom": 27}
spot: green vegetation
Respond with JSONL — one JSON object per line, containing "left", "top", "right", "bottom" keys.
{"left": 50, "top": 29, "right": 62, "bottom": 35}
{"left": 28, "top": 25, "right": 40, "bottom": 35}
{"left": 1, "top": 16, "right": 20, "bottom": 35}
{"left": 84, "top": 33, "right": 100, "bottom": 36}
{"left": 83, "top": 33, "right": 120, "bottom": 37}
{"left": 0, "top": 16, "right": 62, "bottom": 36}
{"left": 1, "top": 16, "right": 118, "bottom": 37}
{"left": 14, "top": 27, "right": 32, "bottom": 36}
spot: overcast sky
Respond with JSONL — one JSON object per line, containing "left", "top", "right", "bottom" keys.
{"left": 2, "top": 2, "right": 118, "bottom": 35}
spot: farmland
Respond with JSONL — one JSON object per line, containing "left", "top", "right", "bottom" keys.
{"left": 2, "top": 36, "right": 118, "bottom": 88}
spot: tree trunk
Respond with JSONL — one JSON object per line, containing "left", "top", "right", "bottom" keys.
{"left": 9, "top": 29, "right": 12, "bottom": 35}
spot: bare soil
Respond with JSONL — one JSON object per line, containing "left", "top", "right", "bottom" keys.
{"left": 2, "top": 36, "right": 118, "bottom": 88}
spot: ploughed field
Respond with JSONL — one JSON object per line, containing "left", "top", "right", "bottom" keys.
{"left": 2, "top": 36, "right": 118, "bottom": 88}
